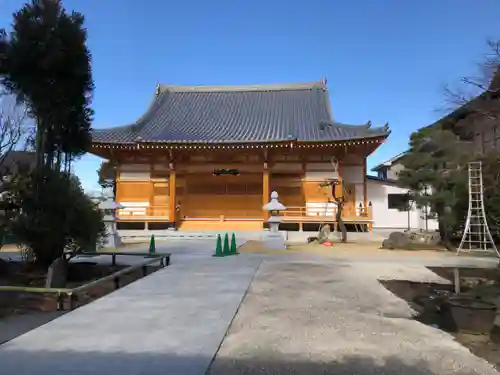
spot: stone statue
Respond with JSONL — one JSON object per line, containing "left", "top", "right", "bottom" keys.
{"left": 317, "top": 224, "right": 331, "bottom": 244}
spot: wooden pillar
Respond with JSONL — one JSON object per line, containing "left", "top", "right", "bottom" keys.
{"left": 149, "top": 164, "right": 155, "bottom": 217}
{"left": 263, "top": 162, "right": 270, "bottom": 220}
{"left": 362, "top": 157, "right": 367, "bottom": 209}
{"left": 169, "top": 162, "right": 176, "bottom": 223}
{"left": 335, "top": 160, "right": 343, "bottom": 224}
{"left": 362, "top": 157, "right": 373, "bottom": 232}
{"left": 115, "top": 165, "right": 121, "bottom": 202}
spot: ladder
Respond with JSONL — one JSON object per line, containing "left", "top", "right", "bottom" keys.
{"left": 457, "top": 161, "right": 499, "bottom": 257}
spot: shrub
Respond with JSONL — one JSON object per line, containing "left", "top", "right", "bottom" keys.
{"left": 5, "top": 168, "right": 105, "bottom": 267}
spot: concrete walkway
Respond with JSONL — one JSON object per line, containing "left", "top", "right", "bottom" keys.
{"left": 0, "top": 253, "right": 261, "bottom": 375}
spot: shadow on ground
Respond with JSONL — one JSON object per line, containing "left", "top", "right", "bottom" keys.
{"left": 0, "top": 311, "right": 66, "bottom": 345}
{"left": 0, "top": 349, "right": 484, "bottom": 375}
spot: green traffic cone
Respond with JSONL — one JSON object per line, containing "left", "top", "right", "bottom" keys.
{"left": 223, "top": 232, "right": 230, "bottom": 255}
{"left": 230, "top": 232, "right": 238, "bottom": 255}
{"left": 213, "top": 234, "right": 223, "bottom": 257}
{"left": 148, "top": 235, "right": 156, "bottom": 254}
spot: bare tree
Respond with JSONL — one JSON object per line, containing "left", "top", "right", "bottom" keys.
{"left": 443, "top": 39, "right": 500, "bottom": 124}
{"left": 0, "top": 91, "right": 29, "bottom": 169}
{"left": 0, "top": 91, "right": 30, "bottom": 250}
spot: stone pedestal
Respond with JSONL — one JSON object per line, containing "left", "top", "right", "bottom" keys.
{"left": 98, "top": 188, "right": 124, "bottom": 249}
{"left": 102, "top": 221, "right": 122, "bottom": 248}
{"left": 262, "top": 191, "right": 287, "bottom": 250}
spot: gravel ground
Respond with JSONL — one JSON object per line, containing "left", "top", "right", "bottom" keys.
{"left": 208, "top": 260, "right": 500, "bottom": 375}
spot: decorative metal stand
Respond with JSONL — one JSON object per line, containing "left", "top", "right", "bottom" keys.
{"left": 457, "top": 161, "right": 499, "bottom": 257}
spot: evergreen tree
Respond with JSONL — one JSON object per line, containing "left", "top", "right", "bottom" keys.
{"left": 0, "top": 0, "right": 94, "bottom": 172}
{"left": 97, "top": 160, "right": 116, "bottom": 197}
{"left": 0, "top": 0, "right": 102, "bottom": 268}
{"left": 397, "top": 125, "right": 475, "bottom": 249}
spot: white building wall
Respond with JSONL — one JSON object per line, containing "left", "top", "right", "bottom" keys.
{"left": 367, "top": 178, "right": 438, "bottom": 231}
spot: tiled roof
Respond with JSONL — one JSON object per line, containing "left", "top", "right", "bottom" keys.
{"left": 371, "top": 152, "right": 407, "bottom": 171}
{"left": 92, "top": 80, "right": 390, "bottom": 144}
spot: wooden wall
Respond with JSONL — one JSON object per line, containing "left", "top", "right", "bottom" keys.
{"left": 114, "top": 151, "right": 367, "bottom": 221}
{"left": 180, "top": 173, "right": 262, "bottom": 219}
{"left": 116, "top": 164, "right": 170, "bottom": 218}
{"left": 270, "top": 173, "right": 303, "bottom": 206}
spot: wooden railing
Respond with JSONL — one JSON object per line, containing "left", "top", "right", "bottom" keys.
{"left": 118, "top": 204, "right": 170, "bottom": 219}
{"left": 283, "top": 205, "right": 373, "bottom": 222}
{"left": 116, "top": 203, "right": 373, "bottom": 223}
{"left": 0, "top": 252, "right": 171, "bottom": 310}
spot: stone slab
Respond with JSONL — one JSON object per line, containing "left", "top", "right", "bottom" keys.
{"left": 0, "top": 255, "right": 262, "bottom": 375}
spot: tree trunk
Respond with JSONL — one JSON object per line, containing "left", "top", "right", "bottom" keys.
{"left": 438, "top": 213, "right": 455, "bottom": 252}
{"left": 35, "top": 119, "right": 44, "bottom": 172}
{"left": 55, "top": 148, "right": 62, "bottom": 171}
{"left": 66, "top": 153, "right": 72, "bottom": 174}
{"left": 336, "top": 201, "right": 347, "bottom": 243}
{"left": 63, "top": 154, "right": 69, "bottom": 173}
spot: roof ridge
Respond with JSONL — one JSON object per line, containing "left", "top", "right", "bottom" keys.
{"left": 320, "top": 120, "right": 371, "bottom": 128}
{"left": 158, "top": 81, "right": 326, "bottom": 94}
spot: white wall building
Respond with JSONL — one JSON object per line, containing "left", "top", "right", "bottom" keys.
{"left": 369, "top": 154, "right": 438, "bottom": 231}
{"left": 366, "top": 176, "right": 437, "bottom": 231}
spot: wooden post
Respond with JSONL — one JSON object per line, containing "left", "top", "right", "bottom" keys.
{"left": 149, "top": 164, "right": 155, "bottom": 217}
{"left": 368, "top": 201, "right": 373, "bottom": 232}
{"left": 56, "top": 293, "right": 64, "bottom": 311}
{"left": 362, "top": 157, "right": 367, "bottom": 210}
{"left": 363, "top": 157, "right": 371, "bottom": 231}
{"left": 453, "top": 268, "right": 461, "bottom": 294}
{"left": 169, "top": 162, "right": 176, "bottom": 224}
{"left": 115, "top": 165, "right": 121, "bottom": 202}
{"left": 263, "top": 162, "right": 270, "bottom": 220}
{"left": 337, "top": 160, "right": 343, "bottom": 200}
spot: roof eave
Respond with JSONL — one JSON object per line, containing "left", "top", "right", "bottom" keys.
{"left": 90, "top": 134, "right": 389, "bottom": 150}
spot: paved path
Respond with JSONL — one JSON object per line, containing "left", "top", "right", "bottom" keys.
{"left": 0, "top": 252, "right": 261, "bottom": 375}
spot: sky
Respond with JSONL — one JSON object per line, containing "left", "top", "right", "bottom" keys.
{"left": 1, "top": 0, "right": 500, "bottom": 193}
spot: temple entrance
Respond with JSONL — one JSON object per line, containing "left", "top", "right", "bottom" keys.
{"left": 182, "top": 173, "right": 263, "bottom": 219}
